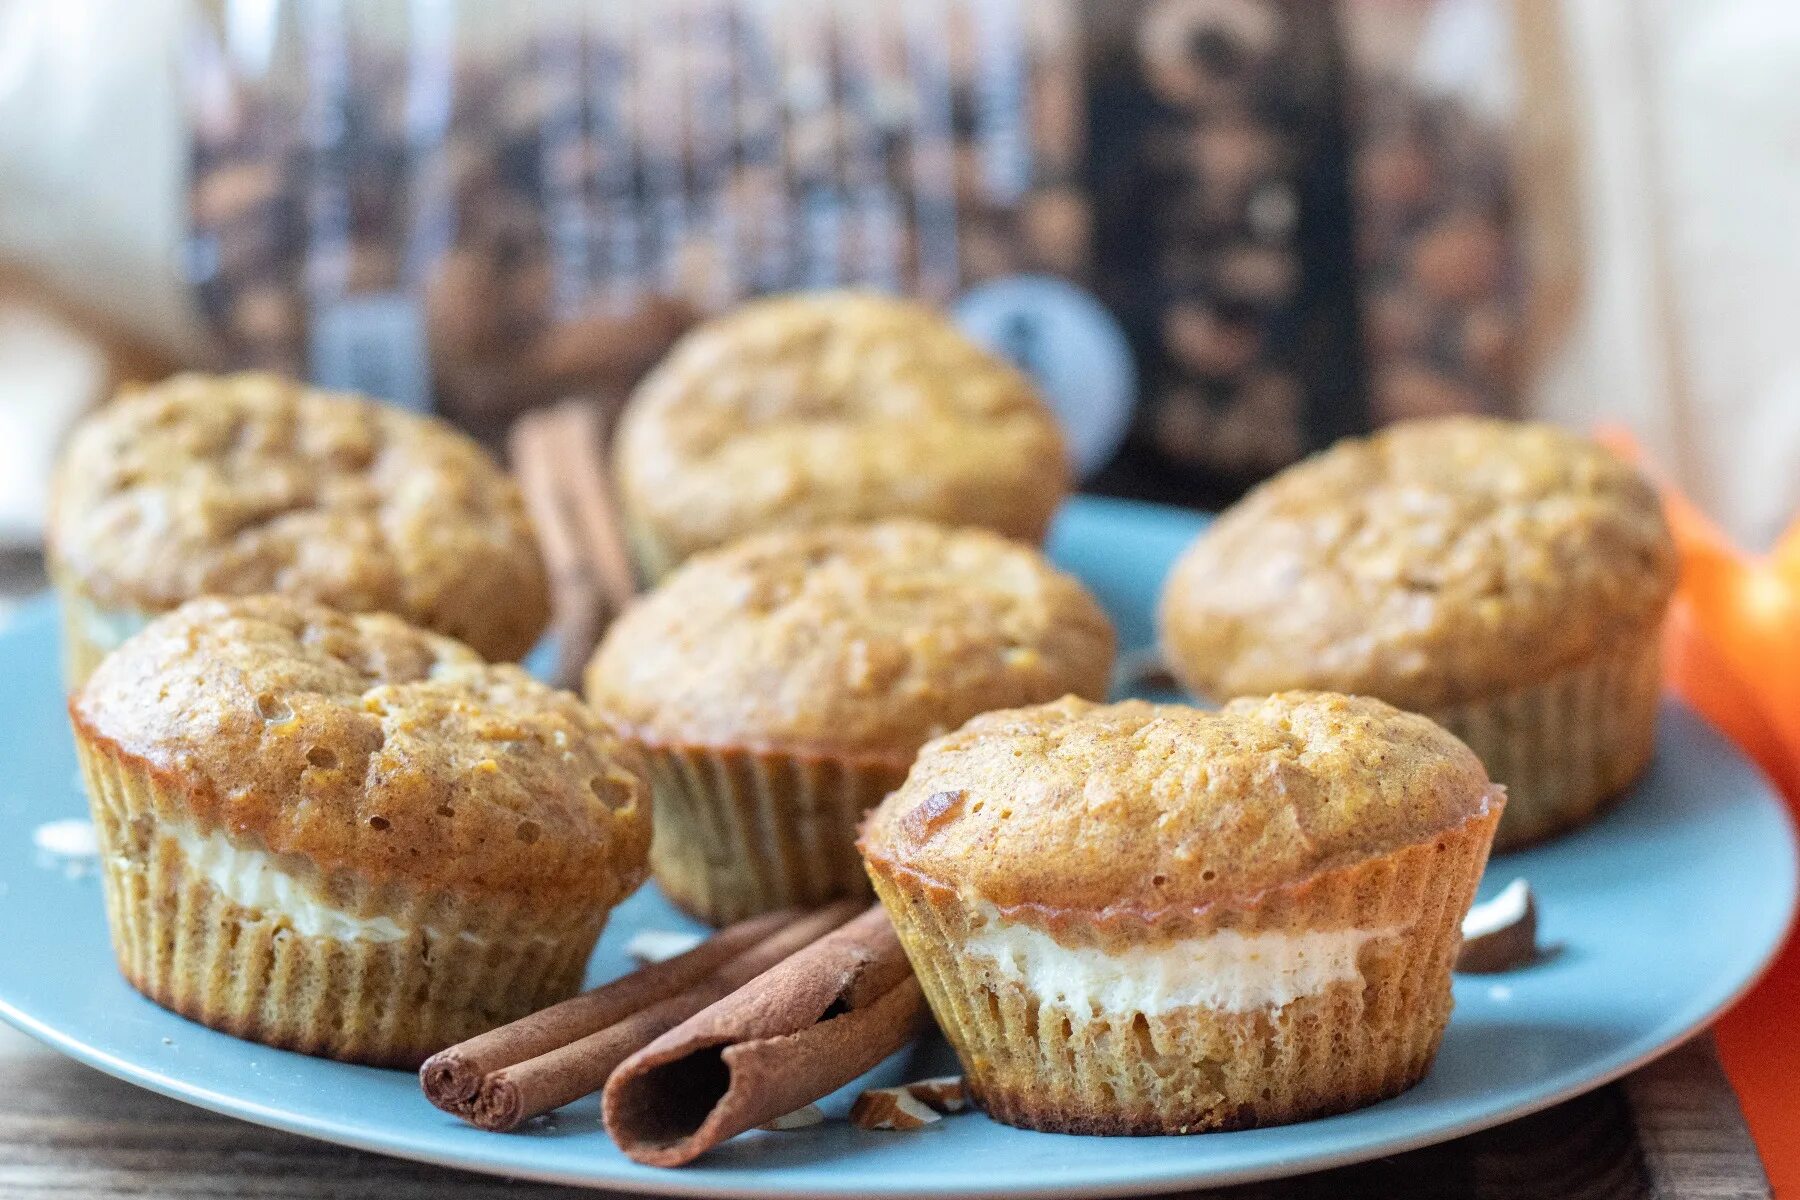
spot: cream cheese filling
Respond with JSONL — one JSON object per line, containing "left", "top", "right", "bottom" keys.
{"left": 171, "top": 826, "right": 410, "bottom": 942}
{"left": 964, "top": 902, "right": 1398, "bottom": 1018}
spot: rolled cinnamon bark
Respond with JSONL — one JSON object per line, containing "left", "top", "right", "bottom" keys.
{"left": 419, "top": 907, "right": 801, "bottom": 1115}
{"left": 509, "top": 409, "right": 604, "bottom": 692}
{"left": 545, "top": 399, "right": 639, "bottom": 621}
{"left": 602, "top": 905, "right": 927, "bottom": 1167}
{"left": 467, "top": 902, "right": 860, "bottom": 1131}
{"left": 508, "top": 399, "right": 640, "bottom": 691}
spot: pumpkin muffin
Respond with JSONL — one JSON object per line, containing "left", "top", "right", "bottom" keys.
{"left": 48, "top": 371, "right": 550, "bottom": 688}
{"left": 860, "top": 692, "right": 1503, "bottom": 1135}
{"left": 1159, "top": 417, "right": 1676, "bottom": 849}
{"left": 612, "top": 291, "right": 1070, "bottom": 580}
{"left": 585, "top": 520, "right": 1115, "bottom": 924}
{"left": 69, "top": 595, "right": 651, "bottom": 1068}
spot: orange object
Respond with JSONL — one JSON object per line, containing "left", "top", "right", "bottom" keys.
{"left": 1716, "top": 937, "right": 1800, "bottom": 1195}
{"left": 1597, "top": 424, "right": 1800, "bottom": 1192}
{"left": 1671, "top": 558, "right": 1800, "bottom": 1193}
{"left": 1686, "top": 558, "right": 1800, "bottom": 760}
{"left": 1661, "top": 595, "right": 1800, "bottom": 801}
{"left": 1598, "top": 425, "right": 1800, "bottom": 773}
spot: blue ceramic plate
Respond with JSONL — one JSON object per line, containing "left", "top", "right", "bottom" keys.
{"left": 0, "top": 497, "right": 1792, "bottom": 1198}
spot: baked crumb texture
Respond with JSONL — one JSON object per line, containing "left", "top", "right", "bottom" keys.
{"left": 862, "top": 693, "right": 1502, "bottom": 1134}
{"left": 589, "top": 520, "right": 1115, "bottom": 760}
{"left": 71, "top": 595, "right": 650, "bottom": 1066}
{"left": 588, "top": 520, "right": 1116, "bottom": 923}
{"left": 614, "top": 291, "right": 1070, "bottom": 578}
{"left": 1159, "top": 417, "right": 1674, "bottom": 848}
{"left": 49, "top": 372, "right": 550, "bottom": 666}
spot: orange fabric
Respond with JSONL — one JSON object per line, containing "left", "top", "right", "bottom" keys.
{"left": 1717, "top": 941, "right": 1800, "bottom": 1195}
{"left": 1598, "top": 426, "right": 1800, "bottom": 1193}
{"left": 1662, "top": 597, "right": 1800, "bottom": 801}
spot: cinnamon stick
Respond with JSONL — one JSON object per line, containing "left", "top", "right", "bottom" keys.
{"left": 508, "top": 398, "right": 640, "bottom": 691}
{"left": 420, "top": 908, "right": 799, "bottom": 1116}
{"left": 544, "top": 399, "right": 639, "bottom": 623}
{"left": 602, "top": 905, "right": 927, "bottom": 1167}
{"left": 509, "top": 409, "right": 603, "bottom": 691}
{"left": 466, "top": 901, "right": 860, "bottom": 1132}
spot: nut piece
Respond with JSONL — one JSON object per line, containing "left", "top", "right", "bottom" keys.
{"left": 759, "top": 1103, "right": 826, "bottom": 1132}
{"left": 624, "top": 929, "right": 706, "bottom": 965}
{"left": 850, "top": 1076, "right": 969, "bottom": 1130}
{"left": 1456, "top": 878, "right": 1538, "bottom": 974}
{"left": 850, "top": 1088, "right": 944, "bottom": 1132}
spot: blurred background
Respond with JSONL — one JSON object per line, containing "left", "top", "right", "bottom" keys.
{"left": 5, "top": 0, "right": 1800, "bottom": 1184}
{"left": 2, "top": 0, "right": 1798, "bottom": 545}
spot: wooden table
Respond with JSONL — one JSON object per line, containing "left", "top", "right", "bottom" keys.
{"left": 0, "top": 572, "right": 1772, "bottom": 1198}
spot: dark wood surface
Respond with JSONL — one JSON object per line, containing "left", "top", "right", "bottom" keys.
{"left": 0, "top": 1026, "right": 1768, "bottom": 1199}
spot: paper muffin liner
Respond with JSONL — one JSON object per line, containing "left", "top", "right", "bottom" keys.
{"left": 54, "top": 582, "right": 155, "bottom": 693}
{"left": 865, "top": 801, "right": 1501, "bottom": 1135}
{"left": 1427, "top": 638, "right": 1662, "bottom": 851}
{"left": 632, "top": 738, "right": 908, "bottom": 925}
{"left": 74, "top": 733, "right": 609, "bottom": 1069}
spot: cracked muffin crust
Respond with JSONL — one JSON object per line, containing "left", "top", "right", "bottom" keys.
{"left": 585, "top": 520, "right": 1116, "bottom": 923}
{"left": 1158, "top": 418, "right": 1674, "bottom": 849}
{"left": 75, "top": 595, "right": 649, "bottom": 904}
{"left": 860, "top": 693, "right": 1495, "bottom": 922}
{"left": 70, "top": 595, "right": 650, "bottom": 1066}
{"left": 613, "top": 291, "right": 1070, "bottom": 578}
{"left": 48, "top": 372, "right": 550, "bottom": 684}
{"left": 860, "top": 692, "right": 1502, "bottom": 1135}
{"left": 587, "top": 520, "right": 1116, "bottom": 762}
{"left": 1158, "top": 417, "right": 1675, "bottom": 710}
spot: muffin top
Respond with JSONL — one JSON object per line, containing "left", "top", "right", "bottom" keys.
{"left": 1159, "top": 417, "right": 1676, "bottom": 709}
{"left": 860, "top": 692, "right": 1497, "bottom": 921}
{"left": 613, "top": 291, "right": 1070, "bottom": 573}
{"left": 71, "top": 596, "right": 651, "bottom": 908}
{"left": 585, "top": 520, "right": 1116, "bottom": 763}
{"left": 49, "top": 372, "right": 550, "bottom": 662}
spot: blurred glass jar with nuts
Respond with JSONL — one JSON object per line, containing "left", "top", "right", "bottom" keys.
{"left": 182, "top": 0, "right": 1573, "bottom": 502}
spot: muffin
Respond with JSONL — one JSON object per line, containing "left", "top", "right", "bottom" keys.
{"left": 613, "top": 291, "right": 1070, "bottom": 580}
{"left": 48, "top": 371, "right": 550, "bottom": 688}
{"left": 585, "top": 520, "right": 1115, "bottom": 924}
{"left": 860, "top": 692, "right": 1503, "bottom": 1135}
{"left": 1159, "top": 417, "right": 1676, "bottom": 849}
{"left": 69, "top": 595, "right": 651, "bottom": 1068}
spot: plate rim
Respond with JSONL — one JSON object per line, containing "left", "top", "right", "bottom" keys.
{"left": 3, "top": 495, "right": 1795, "bottom": 1198}
{"left": 5, "top": 790, "right": 1791, "bottom": 1200}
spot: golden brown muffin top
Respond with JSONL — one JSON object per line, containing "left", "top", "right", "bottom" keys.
{"left": 860, "top": 692, "right": 1497, "bottom": 924}
{"left": 48, "top": 372, "right": 550, "bottom": 662}
{"left": 1159, "top": 418, "right": 1676, "bottom": 709}
{"left": 71, "top": 596, "right": 651, "bottom": 908}
{"left": 613, "top": 291, "right": 1070, "bottom": 572}
{"left": 585, "top": 521, "right": 1116, "bottom": 763}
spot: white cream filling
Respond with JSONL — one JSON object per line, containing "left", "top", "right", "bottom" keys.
{"left": 171, "top": 826, "right": 410, "bottom": 943}
{"left": 964, "top": 903, "right": 1398, "bottom": 1018}
{"left": 81, "top": 602, "right": 152, "bottom": 654}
